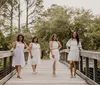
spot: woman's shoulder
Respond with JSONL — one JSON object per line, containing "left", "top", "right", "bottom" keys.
{"left": 49, "top": 41, "right": 53, "bottom": 44}
{"left": 57, "top": 41, "right": 60, "bottom": 44}
{"left": 29, "top": 42, "right": 33, "bottom": 45}
{"left": 14, "top": 41, "right": 18, "bottom": 44}
{"left": 37, "top": 43, "right": 40, "bottom": 45}
{"left": 67, "top": 38, "right": 72, "bottom": 42}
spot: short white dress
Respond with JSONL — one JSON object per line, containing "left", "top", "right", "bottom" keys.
{"left": 31, "top": 43, "right": 41, "bottom": 65}
{"left": 50, "top": 41, "right": 60, "bottom": 61}
{"left": 12, "top": 42, "right": 25, "bottom": 67}
{"left": 66, "top": 39, "right": 82, "bottom": 61}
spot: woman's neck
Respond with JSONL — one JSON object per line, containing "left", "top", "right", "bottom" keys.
{"left": 73, "top": 37, "right": 76, "bottom": 39}
{"left": 19, "top": 41, "right": 22, "bottom": 42}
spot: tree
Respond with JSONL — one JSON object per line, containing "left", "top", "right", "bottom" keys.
{"left": 18, "top": 0, "right": 21, "bottom": 32}
{"left": 32, "top": 5, "right": 75, "bottom": 56}
{"left": 0, "top": 0, "right": 8, "bottom": 8}
{"left": 0, "top": 0, "right": 18, "bottom": 34}
{"left": 33, "top": 4, "right": 100, "bottom": 54}
{"left": 24, "top": 0, "right": 43, "bottom": 32}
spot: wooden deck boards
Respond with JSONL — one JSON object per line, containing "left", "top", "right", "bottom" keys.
{"left": 4, "top": 60, "right": 89, "bottom": 85}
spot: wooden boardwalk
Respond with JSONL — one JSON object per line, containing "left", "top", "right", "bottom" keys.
{"left": 4, "top": 60, "right": 89, "bottom": 85}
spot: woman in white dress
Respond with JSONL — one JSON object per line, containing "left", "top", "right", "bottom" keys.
{"left": 12, "top": 34, "right": 28, "bottom": 79}
{"left": 49, "top": 34, "right": 62, "bottom": 76}
{"left": 29, "top": 37, "right": 41, "bottom": 74}
{"left": 66, "top": 31, "right": 82, "bottom": 78}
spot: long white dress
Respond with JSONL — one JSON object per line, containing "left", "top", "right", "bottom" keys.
{"left": 66, "top": 39, "right": 82, "bottom": 61}
{"left": 50, "top": 41, "right": 60, "bottom": 61}
{"left": 12, "top": 42, "right": 25, "bottom": 67}
{"left": 31, "top": 43, "right": 41, "bottom": 65}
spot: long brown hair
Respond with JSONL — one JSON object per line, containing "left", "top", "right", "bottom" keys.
{"left": 72, "top": 31, "right": 79, "bottom": 45}
{"left": 17, "top": 34, "right": 24, "bottom": 43}
{"left": 32, "top": 36, "right": 38, "bottom": 43}
{"left": 51, "top": 34, "right": 58, "bottom": 41}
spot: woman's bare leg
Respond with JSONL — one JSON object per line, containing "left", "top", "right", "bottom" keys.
{"left": 70, "top": 61, "right": 73, "bottom": 78}
{"left": 17, "top": 65, "right": 21, "bottom": 79}
{"left": 53, "top": 60, "right": 56, "bottom": 75}
{"left": 73, "top": 61, "right": 76, "bottom": 77}
{"left": 15, "top": 66, "right": 18, "bottom": 72}
{"left": 32, "top": 65, "right": 35, "bottom": 72}
{"left": 35, "top": 65, "right": 37, "bottom": 72}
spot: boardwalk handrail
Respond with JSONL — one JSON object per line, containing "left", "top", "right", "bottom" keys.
{"left": 0, "top": 51, "right": 16, "bottom": 85}
{"left": 0, "top": 51, "right": 12, "bottom": 59}
{"left": 60, "top": 49, "right": 100, "bottom": 85}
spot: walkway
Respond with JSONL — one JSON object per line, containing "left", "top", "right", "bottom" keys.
{"left": 4, "top": 60, "right": 89, "bottom": 85}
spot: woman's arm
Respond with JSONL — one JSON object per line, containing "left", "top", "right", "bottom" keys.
{"left": 58, "top": 41, "right": 62, "bottom": 50}
{"left": 66, "top": 39, "right": 71, "bottom": 50}
{"left": 10, "top": 41, "right": 17, "bottom": 56}
{"left": 49, "top": 41, "right": 54, "bottom": 58}
{"left": 24, "top": 42, "right": 29, "bottom": 50}
{"left": 38, "top": 44, "right": 42, "bottom": 57}
{"left": 11, "top": 41, "right": 16, "bottom": 51}
{"left": 40, "top": 48, "right": 42, "bottom": 58}
{"left": 29, "top": 43, "right": 33, "bottom": 59}
{"left": 79, "top": 41, "right": 83, "bottom": 50}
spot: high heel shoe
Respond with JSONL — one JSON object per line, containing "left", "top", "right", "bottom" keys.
{"left": 17, "top": 76, "right": 22, "bottom": 79}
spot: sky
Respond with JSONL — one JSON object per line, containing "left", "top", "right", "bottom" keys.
{"left": 15, "top": 0, "right": 100, "bottom": 27}
{"left": 43, "top": 0, "right": 100, "bottom": 14}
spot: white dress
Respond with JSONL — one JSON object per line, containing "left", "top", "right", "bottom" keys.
{"left": 12, "top": 42, "right": 25, "bottom": 67}
{"left": 66, "top": 39, "right": 82, "bottom": 61}
{"left": 31, "top": 43, "right": 41, "bottom": 65}
{"left": 50, "top": 41, "right": 60, "bottom": 61}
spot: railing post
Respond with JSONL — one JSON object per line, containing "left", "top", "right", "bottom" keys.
{"left": 93, "top": 59, "right": 97, "bottom": 82}
{"left": 64, "top": 53, "right": 66, "bottom": 61}
{"left": 80, "top": 56, "right": 83, "bottom": 72}
{"left": 66, "top": 53, "right": 68, "bottom": 62}
{"left": 63, "top": 53, "right": 64, "bottom": 61}
{"left": 4, "top": 57, "right": 7, "bottom": 76}
{"left": 86, "top": 58, "right": 89, "bottom": 77}
{"left": 10, "top": 56, "right": 12, "bottom": 72}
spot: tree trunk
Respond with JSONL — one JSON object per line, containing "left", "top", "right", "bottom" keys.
{"left": 26, "top": 0, "right": 29, "bottom": 32}
{"left": 18, "top": 0, "right": 21, "bottom": 33}
{"left": 10, "top": 0, "right": 13, "bottom": 35}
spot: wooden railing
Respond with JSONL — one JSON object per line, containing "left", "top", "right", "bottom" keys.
{"left": 60, "top": 49, "right": 100, "bottom": 85}
{"left": 0, "top": 51, "right": 29, "bottom": 85}
{"left": 0, "top": 51, "right": 16, "bottom": 85}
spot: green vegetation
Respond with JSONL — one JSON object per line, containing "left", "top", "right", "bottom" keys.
{"left": 0, "top": 1, "right": 100, "bottom": 56}
{"left": 34, "top": 5, "right": 100, "bottom": 55}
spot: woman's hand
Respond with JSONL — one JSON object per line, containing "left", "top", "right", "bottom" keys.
{"left": 11, "top": 51, "right": 14, "bottom": 56}
{"left": 29, "top": 43, "right": 33, "bottom": 59}
{"left": 52, "top": 54, "right": 55, "bottom": 58}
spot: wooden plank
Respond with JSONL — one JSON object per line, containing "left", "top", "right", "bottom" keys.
{"left": 80, "top": 56, "right": 83, "bottom": 72}
{"left": 93, "top": 59, "right": 97, "bottom": 82}
{"left": 81, "top": 51, "right": 100, "bottom": 61}
{"left": 0, "top": 51, "right": 11, "bottom": 59}
{"left": 85, "top": 58, "right": 89, "bottom": 77}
